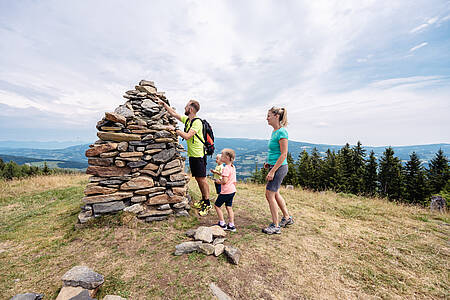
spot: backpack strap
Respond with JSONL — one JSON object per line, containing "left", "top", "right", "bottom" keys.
{"left": 184, "top": 118, "right": 203, "bottom": 144}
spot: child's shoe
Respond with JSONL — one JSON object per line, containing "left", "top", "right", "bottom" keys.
{"left": 225, "top": 224, "right": 236, "bottom": 232}
{"left": 217, "top": 222, "right": 227, "bottom": 229}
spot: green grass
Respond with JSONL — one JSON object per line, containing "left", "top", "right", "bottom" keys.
{"left": 0, "top": 176, "right": 449, "bottom": 299}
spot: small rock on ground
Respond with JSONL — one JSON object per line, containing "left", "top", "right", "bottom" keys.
{"left": 214, "top": 244, "right": 225, "bottom": 256}
{"left": 174, "top": 241, "right": 202, "bottom": 256}
{"left": 104, "top": 296, "right": 127, "bottom": 300}
{"left": 61, "top": 265, "right": 104, "bottom": 290}
{"left": 194, "top": 226, "right": 213, "bottom": 243}
{"left": 209, "top": 283, "right": 232, "bottom": 300}
{"left": 10, "top": 294, "right": 43, "bottom": 300}
{"left": 198, "top": 243, "right": 215, "bottom": 255}
{"left": 224, "top": 246, "right": 241, "bottom": 265}
{"left": 56, "top": 287, "right": 93, "bottom": 300}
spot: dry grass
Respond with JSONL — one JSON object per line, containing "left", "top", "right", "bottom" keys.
{"left": 0, "top": 176, "right": 448, "bottom": 299}
{"left": 0, "top": 174, "right": 88, "bottom": 200}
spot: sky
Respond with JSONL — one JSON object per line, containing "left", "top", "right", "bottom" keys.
{"left": 0, "top": 0, "right": 449, "bottom": 147}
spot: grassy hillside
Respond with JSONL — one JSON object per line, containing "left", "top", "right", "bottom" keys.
{"left": 0, "top": 175, "right": 448, "bottom": 299}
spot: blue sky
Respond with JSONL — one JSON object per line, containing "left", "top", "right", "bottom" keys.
{"left": 0, "top": 0, "right": 449, "bottom": 146}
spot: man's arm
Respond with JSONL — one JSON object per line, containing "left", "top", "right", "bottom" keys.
{"left": 176, "top": 128, "right": 196, "bottom": 140}
{"left": 158, "top": 100, "right": 182, "bottom": 121}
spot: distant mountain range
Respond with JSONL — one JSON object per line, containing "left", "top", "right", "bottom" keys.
{"left": 0, "top": 138, "right": 448, "bottom": 178}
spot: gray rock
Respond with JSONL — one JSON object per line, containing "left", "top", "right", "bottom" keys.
{"left": 127, "top": 160, "right": 147, "bottom": 168}
{"left": 142, "top": 99, "right": 158, "bottom": 110}
{"left": 213, "top": 237, "right": 226, "bottom": 245}
{"left": 123, "top": 204, "right": 144, "bottom": 214}
{"left": 198, "top": 243, "right": 215, "bottom": 255}
{"left": 136, "top": 146, "right": 145, "bottom": 152}
{"left": 152, "top": 148, "right": 176, "bottom": 163}
{"left": 129, "top": 141, "right": 149, "bottom": 146}
{"left": 173, "top": 199, "right": 188, "bottom": 209}
{"left": 55, "top": 287, "right": 93, "bottom": 300}
{"left": 99, "top": 179, "right": 123, "bottom": 185}
{"left": 78, "top": 210, "right": 93, "bottom": 224}
{"left": 114, "top": 105, "right": 134, "bottom": 118}
{"left": 214, "top": 244, "right": 225, "bottom": 256}
{"left": 174, "top": 241, "right": 202, "bottom": 256}
{"left": 131, "top": 196, "right": 147, "bottom": 203}
{"left": 104, "top": 296, "right": 127, "bottom": 300}
{"left": 146, "top": 143, "right": 166, "bottom": 149}
{"left": 194, "top": 226, "right": 213, "bottom": 243}
{"left": 157, "top": 204, "right": 170, "bottom": 210}
{"left": 166, "top": 180, "right": 186, "bottom": 187}
{"left": 142, "top": 134, "right": 154, "bottom": 141}
{"left": 139, "top": 80, "right": 155, "bottom": 87}
{"left": 92, "top": 201, "right": 125, "bottom": 214}
{"left": 159, "top": 177, "right": 167, "bottom": 186}
{"left": 209, "top": 283, "right": 232, "bottom": 300}
{"left": 145, "top": 216, "right": 168, "bottom": 222}
{"left": 175, "top": 210, "right": 189, "bottom": 217}
{"left": 185, "top": 229, "right": 196, "bottom": 238}
{"left": 61, "top": 265, "right": 104, "bottom": 289}
{"left": 10, "top": 293, "right": 43, "bottom": 300}
{"left": 210, "top": 225, "right": 227, "bottom": 238}
{"left": 224, "top": 246, "right": 241, "bottom": 265}
{"left": 154, "top": 130, "right": 173, "bottom": 138}
{"left": 117, "top": 142, "right": 128, "bottom": 152}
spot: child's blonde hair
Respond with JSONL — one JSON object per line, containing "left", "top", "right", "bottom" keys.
{"left": 221, "top": 148, "right": 235, "bottom": 162}
{"left": 269, "top": 107, "right": 288, "bottom": 127}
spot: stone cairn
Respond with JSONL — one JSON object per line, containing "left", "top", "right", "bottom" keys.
{"left": 78, "top": 80, "right": 190, "bottom": 224}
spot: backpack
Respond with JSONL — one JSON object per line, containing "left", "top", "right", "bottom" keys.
{"left": 184, "top": 117, "right": 215, "bottom": 156}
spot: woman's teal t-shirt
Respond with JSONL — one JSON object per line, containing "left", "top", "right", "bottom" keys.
{"left": 268, "top": 127, "right": 288, "bottom": 165}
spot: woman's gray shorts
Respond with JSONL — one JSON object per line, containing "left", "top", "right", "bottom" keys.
{"left": 266, "top": 164, "right": 288, "bottom": 192}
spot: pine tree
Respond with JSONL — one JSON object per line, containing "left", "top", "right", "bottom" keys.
{"left": 349, "top": 141, "right": 366, "bottom": 194}
{"left": 404, "top": 152, "right": 429, "bottom": 205}
{"left": 336, "top": 143, "right": 353, "bottom": 192}
{"left": 43, "top": 162, "right": 50, "bottom": 175}
{"left": 296, "top": 150, "right": 311, "bottom": 188}
{"left": 379, "top": 147, "right": 403, "bottom": 200}
{"left": 363, "top": 151, "right": 378, "bottom": 196}
{"left": 309, "top": 148, "right": 322, "bottom": 190}
{"left": 0, "top": 158, "right": 4, "bottom": 171}
{"left": 427, "top": 149, "right": 449, "bottom": 194}
{"left": 1, "top": 161, "right": 21, "bottom": 180}
{"left": 322, "top": 149, "right": 338, "bottom": 191}
{"left": 284, "top": 152, "right": 297, "bottom": 185}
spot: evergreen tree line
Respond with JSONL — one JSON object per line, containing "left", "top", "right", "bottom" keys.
{"left": 0, "top": 159, "right": 79, "bottom": 180}
{"left": 250, "top": 142, "right": 449, "bottom": 206}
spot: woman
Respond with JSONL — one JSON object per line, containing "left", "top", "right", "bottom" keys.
{"left": 262, "top": 107, "right": 294, "bottom": 235}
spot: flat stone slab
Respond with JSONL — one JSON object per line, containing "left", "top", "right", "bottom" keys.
{"left": 214, "top": 244, "right": 225, "bottom": 256}
{"left": 194, "top": 226, "right": 213, "bottom": 243}
{"left": 174, "top": 241, "right": 202, "bottom": 256}
{"left": 97, "top": 132, "right": 141, "bottom": 142}
{"left": 55, "top": 286, "right": 93, "bottom": 300}
{"left": 209, "top": 283, "right": 232, "bottom": 300}
{"left": 82, "top": 192, "right": 133, "bottom": 204}
{"left": 10, "top": 293, "right": 43, "bottom": 300}
{"left": 210, "top": 225, "right": 227, "bottom": 238}
{"left": 104, "top": 296, "right": 127, "bottom": 300}
{"left": 85, "top": 143, "right": 118, "bottom": 157}
{"left": 86, "top": 166, "right": 131, "bottom": 177}
{"left": 93, "top": 201, "right": 125, "bottom": 214}
{"left": 120, "top": 176, "right": 154, "bottom": 190}
{"left": 61, "top": 265, "right": 104, "bottom": 290}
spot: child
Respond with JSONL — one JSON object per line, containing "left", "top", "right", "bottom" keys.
{"left": 214, "top": 148, "right": 237, "bottom": 232}
{"left": 210, "top": 154, "right": 224, "bottom": 195}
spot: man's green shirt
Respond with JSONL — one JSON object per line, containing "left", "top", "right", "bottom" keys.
{"left": 181, "top": 116, "right": 204, "bottom": 157}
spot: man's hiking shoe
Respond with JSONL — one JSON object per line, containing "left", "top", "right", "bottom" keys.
{"left": 279, "top": 216, "right": 294, "bottom": 228}
{"left": 217, "top": 222, "right": 227, "bottom": 229}
{"left": 198, "top": 202, "right": 211, "bottom": 216}
{"left": 193, "top": 201, "right": 203, "bottom": 209}
{"left": 262, "top": 223, "right": 281, "bottom": 235}
{"left": 225, "top": 224, "right": 236, "bottom": 232}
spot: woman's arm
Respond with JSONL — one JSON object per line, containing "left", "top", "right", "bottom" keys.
{"left": 266, "top": 138, "right": 288, "bottom": 181}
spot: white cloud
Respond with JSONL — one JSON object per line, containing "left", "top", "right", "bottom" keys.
{"left": 0, "top": 0, "right": 449, "bottom": 145}
{"left": 409, "top": 42, "right": 428, "bottom": 52}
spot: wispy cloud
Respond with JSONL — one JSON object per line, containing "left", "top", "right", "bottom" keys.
{"left": 409, "top": 42, "right": 428, "bottom": 52}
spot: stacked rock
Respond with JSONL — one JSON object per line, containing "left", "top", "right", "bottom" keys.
{"left": 78, "top": 80, "right": 190, "bottom": 223}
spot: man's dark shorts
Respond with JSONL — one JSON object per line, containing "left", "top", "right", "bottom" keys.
{"left": 215, "top": 192, "right": 235, "bottom": 207}
{"left": 189, "top": 156, "right": 207, "bottom": 177}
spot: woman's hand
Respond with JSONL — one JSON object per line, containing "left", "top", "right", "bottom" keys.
{"left": 266, "top": 170, "right": 275, "bottom": 182}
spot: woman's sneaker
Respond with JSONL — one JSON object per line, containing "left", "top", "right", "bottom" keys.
{"left": 279, "top": 216, "right": 294, "bottom": 228}
{"left": 262, "top": 223, "right": 281, "bottom": 234}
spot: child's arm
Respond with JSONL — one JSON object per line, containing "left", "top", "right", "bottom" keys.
{"left": 216, "top": 174, "right": 230, "bottom": 185}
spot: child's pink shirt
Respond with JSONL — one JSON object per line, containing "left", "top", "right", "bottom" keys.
{"left": 220, "top": 164, "right": 237, "bottom": 194}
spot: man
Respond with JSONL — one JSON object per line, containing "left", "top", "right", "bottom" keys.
{"left": 158, "top": 99, "right": 211, "bottom": 215}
